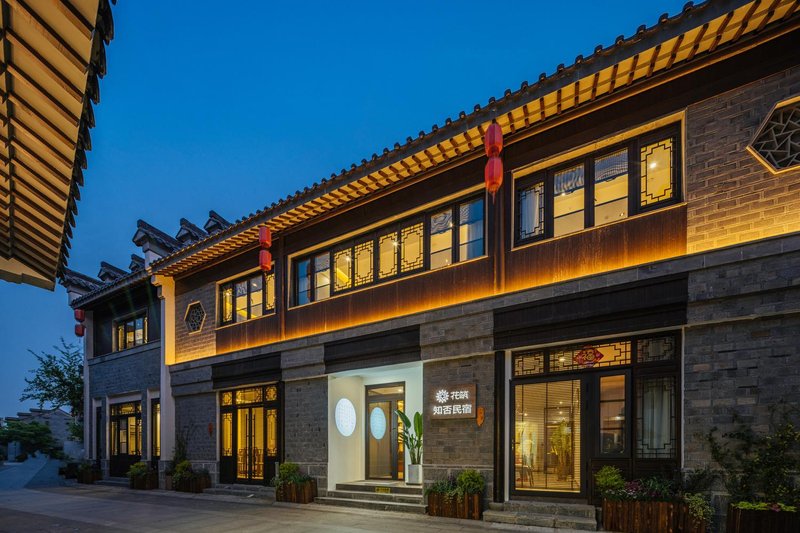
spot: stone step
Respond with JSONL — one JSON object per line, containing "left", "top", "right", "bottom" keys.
{"left": 483, "top": 510, "right": 598, "bottom": 531}
{"left": 204, "top": 487, "right": 275, "bottom": 500}
{"left": 503, "top": 499, "right": 597, "bottom": 519}
{"left": 95, "top": 477, "right": 129, "bottom": 488}
{"left": 315, "top": 496, "right": 427, "bottom": 514}
{"left": 326, "top": 489, "right": 422, "bottom": 505}
{"left": 335, "top": 482, "right": 423, "bottom": 496}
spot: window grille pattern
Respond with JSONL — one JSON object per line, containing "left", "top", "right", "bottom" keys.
{"left": 513, "top": 351, "right": 545, "bottom": 376}
{"left": 636, "top": 376, "right": 677, "bottom": 459}
{"left": 219, "top": 272, "right": 275, "bottom": 325}
{"left": 750, "top": 102, "right": 800, "bottom": 172}
{"left": 640, "top": 138, "right": 675, "bottom": 207}
{"left": 221, "top": 391, "right": 233, "bottom": 406}
{"left": 334, "top": 249, "right": 352, "bottom": 291}
{"left": 267, "top": 409, "right": 278, "bottom": 456}
{"left": 354, "top": 240, "right": 374, "bottom": 286}
{"left": 265, "top": 385, "right": 278, "bottom": 402}
{"left": 518, "top": 182, "right": 545, "bottom": 240}
{"left": 185, "top": 303, "right": 205, "bottom": 333}
{"left": 235, "top": 387, "right": 263, "bottom": 405}
{"left": 637, "top": 336, "right": 676, "bottom": 363}
{"left": 400, "top": 222, "right": 424, "bottom": 272}
{"left": 110, "top": 402, "right": 140, "bottom": 416}
{"left": 549, "top": 341, "right": 631, "bottom": 372}
{"left": 378, "top": 232, "right": 398, "bottom": 278}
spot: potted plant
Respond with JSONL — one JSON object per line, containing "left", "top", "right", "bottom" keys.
{"left": 395, "top": 410, "right": 423, "bottom": 485}
{"left": 127, "top": 461, "right": 158, "bottom": 490}
{"left": 708, "top": 405, "right": 800, "bottom": 533}
{"left": 595, "top": 466, "right": 710, "bottom": 533}
{"left": 165, "top": 430, "right": 189, "bottom": 491}
{"left": 172, "top": 459, "right": 203, "bottom": 493}
{"left": 426, "top": 469, "right": 485, "bottom": 520}
{"left": 76, "top": 461, "right": 100, "bottom": 484}
{"left": 272, "top": 462, "right": 317, "bottom": 503}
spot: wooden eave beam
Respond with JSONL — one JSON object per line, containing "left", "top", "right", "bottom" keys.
{"left": 734, "top": 0, "right": 763, "bottom": 40}
{"left": 709, "top": 12, "right": 735, "bottom": 52}
{"left": 4, "top": 28, "right": 83, "bottom": 102}
{"left": 4, "top": 134, "right": 71, "bottom": 185}
{"left": 5, "top": 91, "right": 76, "bottom": 149}
{"left": 6, "top": 0, "right": 87, "bottom": 72}
{"left": 6, "top": 62, "right": 80, "bottom": 125}
{"left": 54, "top": 0, "right": 93, "bottom": 39}
{"left": 10, "top": 115, "right": 73, "bottom": 166}
{"left": 756, "top": 0, "right": 783, "bottom": 30}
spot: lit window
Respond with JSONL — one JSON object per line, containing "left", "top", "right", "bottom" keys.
{"left": 314, "top": 254, "right": 330, "bottom": 300}
{"left": 458, "top": 198, "right": 484, "bottom": 261}
{"left": 378, "top": 232, "right": 398, "bottom": 279}
{"left": 115, "top": 312, "right": 148, "bottom": 351}
{"left": 354, "top": 240, "right": 374, "bottom": 286}
{"left": 334, "top": 249, "right": 352, "bottom": 291}
{"left": 429, "top": 208, "right": 453, "bottom": 269}
{"left": 400, "top": 222, "right": 424, "bottom": 272}
{"left": 594, "top": 149, "right": 628, "bottom": 226}
{"left": 296, "top": 259, "right": 311, "bottom": 306}
{"left": 518, "top": 181, "right": 545, "bottom": 241}
{"left": 219, "top": 272, "right": 275, "bottom": 325}
{"left": 640, "top": 138, "right": 675, "bottom": 208}
{"left": 553, "top": 164, "right": 585, "bottom": 237}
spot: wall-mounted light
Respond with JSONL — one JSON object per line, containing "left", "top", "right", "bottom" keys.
{"left": 335, "top": 398, "right": 356, "bottom": 437}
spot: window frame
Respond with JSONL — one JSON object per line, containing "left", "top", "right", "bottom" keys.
{"left": 514, "top": 124, "right": 681, "bottom": 247}
{"left": 292, "top": 193, "right": 486, "bottom": 307}
{"left": 114, "top": 310, "right": 148, "bottom": 352}
{"left": 218, "top": 270, "right": 276, "bottom": 327}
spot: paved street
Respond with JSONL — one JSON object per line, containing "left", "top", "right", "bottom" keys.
{"left": 0, "top": 459, "right": 536, "bottom": 533}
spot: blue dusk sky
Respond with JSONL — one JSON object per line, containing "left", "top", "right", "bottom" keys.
{"left": 0, "top": 0, "right": 687, "bottom": 416}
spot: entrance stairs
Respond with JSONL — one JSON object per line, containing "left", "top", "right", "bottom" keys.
{"left": 483, "top": 500, "right": 598, "bottom": 531}
{"left": 315, "top": 481, "right": 426, "bottom": 514}
{"left": 205, "top": 483, "right": 276, "bottom": 500}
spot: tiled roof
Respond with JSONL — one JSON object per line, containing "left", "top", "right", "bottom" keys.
{"left": 97, "top": 261, "right": 126, "bottom": 281}
{"left": 132, "top": 219, "right": 180, "bottom": 252}
{"left": 61, "top": 267, "right": 102, "bottom": 294}
{"left": 151, "top": 0, "right": 800, "bottom": 277}
{"left": 129, "top": 254, "right": 145, "bottom": 271}
{"left": 176, "top": 218, "right": 207, "bottom": 244}
{"left": 204, "top": 210, "right": 231, "bottom": 234}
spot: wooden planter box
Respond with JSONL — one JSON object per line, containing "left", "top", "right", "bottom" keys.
{"left": 427, "top": 493, "right": 482, "bottom": 520}
{"left": 276, "top": 479, "right": 317, "bottom": 504}
{"left": 602, "top": 499, "right": 706, "bottom": 533}
{"left": 174, "top": 475, "right": 205, "bottom": 493}
{"left": 77, "top": 469, "right": 97, "bottom": 484}
{"left": 129, "top": 471, "right": 159, "bottom": 490}
{"left": 726, "top": 505, "right": 800, "bottom": 533}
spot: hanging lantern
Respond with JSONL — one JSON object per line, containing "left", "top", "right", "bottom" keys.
{"left": 74, "top": 309, "right": 85, "bottom": 322}
{"left": 74, "top": 324, "right": 85, "bottom": 337}
{"left": 484, "top": 120, "right": 503, "bottom": 157}
{"left": 259, "top": 249, "right": 273, "bottom": 272}
{"left": 485, "top": 156, "right": 503, "bottom": 199}
{"left": 258, "top": 226, "right": 272, "bottom": 248}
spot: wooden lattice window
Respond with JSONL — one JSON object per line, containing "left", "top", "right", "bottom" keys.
{"left": 185, "top": 302, "right": 206, "bottom": 333}
{"left": 748, "top": 96, "right": 800, "bottom": 173}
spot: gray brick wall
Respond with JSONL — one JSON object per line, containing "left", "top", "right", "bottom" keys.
{"left": 423, "top": 354, "right": 495, "bottom": 501}
{"left": 686, "top": 65, "right": 800, "bottom": 253}
{"left": 284, "top": 377, "right": 328, "bottom": 491}
{"left": 174, "top": 393, "right": 217, "bottom": 462}
{"left": 175, "top": 283, "right": 216, "bottom": 363}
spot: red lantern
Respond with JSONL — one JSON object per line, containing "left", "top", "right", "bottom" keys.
{"left": 484, "top": 121, "right": 503, "bottom": 157}
{"left": 259, "top": 249, "right": 272, "bottom": 272}
{"left": 485, "top": 156, "right": 503, "bottom": 199}
{"left": 74, "top": 309, "right": 85, "bottom": 322}
{"left": 74, "top": 324, "right": 85, "bottom": 337}
{"left": 258, "top": 226, "right": 272, "bottom": 248}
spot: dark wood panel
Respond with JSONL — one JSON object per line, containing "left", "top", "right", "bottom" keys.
{"left": 324, "top": 325, "right": 420, "bottom": 373}
{"left": 494, "top": 274, "right": 688, "bottom": 350}
{"left": 505, "top": 205, "right": 686, "bottom": 293}
{"left": 211, "top": 351, "right": 281, "bottom": 389}
{"left": 285, "top": 256, "right": 494, "bottom": 340}
{"left": 89, "top": 282, "right": 161, "bottom": 356}
{"left": 216, "top": 314, "right": 281, "bottom": 356}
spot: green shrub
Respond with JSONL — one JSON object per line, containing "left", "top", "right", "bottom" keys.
{"left": 732, "top": 501, "right": 797, "bottom": 512}
{"left": 684, "top": 493, "right": 713, "bottom": 524}
{"left": 126, "top": 462, "right": 150, "bottom": 479}
{"left": 594, "top": 466, "right": 625, "bottom": 498}
{"left": 271, "top": 461, "right": 310, "bottom": 487}
{"left": 172, "top": 460, "right": 193, "bottom": 486}
{"left": 456, "top": 469, "right": 485, "bottom": 495}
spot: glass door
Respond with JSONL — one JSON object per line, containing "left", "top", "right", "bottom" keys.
{"left": 365, "top": 383, "right": 404, "bottom": 480}
{"left": 109, "top": 402, "right": 141, "bottom": 477}
{"left": 513, "top": 379, "right": 582, "bottom": 493}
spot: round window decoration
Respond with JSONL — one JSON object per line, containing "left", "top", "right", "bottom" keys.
{"left": 334, "top": 398, "right": 356, "bottom": 437}
{"left": 369, "top": 407, "right": 387, "bottom": 440}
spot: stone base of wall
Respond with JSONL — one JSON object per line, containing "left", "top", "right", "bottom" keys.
{"left": 296, "top": 462, "right": 327, "bottom": 497}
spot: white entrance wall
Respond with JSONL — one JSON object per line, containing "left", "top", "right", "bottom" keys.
{"left": 327, "top": 362, "right": 422, "bottom": 491}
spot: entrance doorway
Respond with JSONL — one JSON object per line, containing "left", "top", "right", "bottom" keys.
{"left": 109, "top": 401, "right": 141, "bottom": 477}
{"left": 219, "top": 384, "right": 281, "bottom": 485}
{"left": 365, "top": 383, "right": 404, "bottom": 480}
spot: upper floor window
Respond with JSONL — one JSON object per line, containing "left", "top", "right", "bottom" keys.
{"left": 116, "top": 312, "right": 148, "bottom": 351}
{"left": 516, "top": 125, "right": 680, "bottom": 246}
{"left": 293, "top": 195, "right": 485, "bottom": 306}
{"left": 219, "top": 271, "right": 276, "bottom": 325}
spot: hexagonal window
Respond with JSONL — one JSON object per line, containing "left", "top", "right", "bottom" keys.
{"left": 185, "top": 302, "right": 206, "bottom": 333}
{"left": 748, "top": 95, "right": 800, "bottom": 174}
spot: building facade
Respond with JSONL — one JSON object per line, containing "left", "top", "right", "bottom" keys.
{"left": 64, "top": 0, "right": 799, "bottom": 525}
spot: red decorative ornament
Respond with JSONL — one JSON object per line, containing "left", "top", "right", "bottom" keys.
{"left": 74, "top": 324, "right": 85, "bottom": 337}
{"left": 208, "top": 422, "right": 214, "bottom": 437}
{"left": 484, "top": 121, "right": 503, "bottom": 157}
{"left": 74, "top": 309, "right": 85, "bottom": 322}
{"left": 259, "top": 249, "right": 273, "bottom": 272}
{"left": 258, "top": 226, "right": 272, "bottom": 248}
{"left": 485, "top": 156, "right": 503, "bottom": 199}
{"left": 574, "top": 346, "right": 604, "bottom": 367}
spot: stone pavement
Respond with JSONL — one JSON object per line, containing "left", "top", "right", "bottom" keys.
{"left": 0, "top": 462, "right": 588, "bottom": 532}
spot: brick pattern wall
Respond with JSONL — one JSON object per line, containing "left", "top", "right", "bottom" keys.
{"left": 686, "top": 66, "right": 800, "bottom": 253}
{"left": 284, "top": 377, "right": 328, "bottom": 491}
{"left": 423, "top": 354, "right": 495, "bottom": 500}
{"left": 174, "top": 393, "right": 217, "bottom": 462}
{"left": 175, "top": 283, "right": 216, "bottom": 363}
